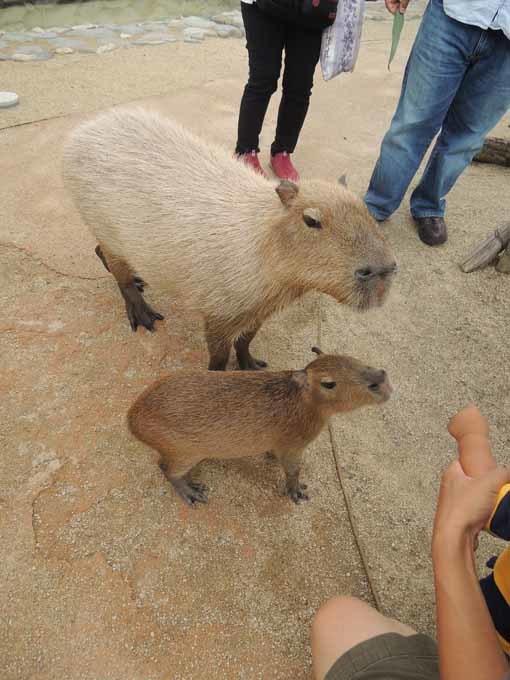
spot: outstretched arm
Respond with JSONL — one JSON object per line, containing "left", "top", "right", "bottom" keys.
{"left": 433, "top": 462, "right": 510, "bottom": 680}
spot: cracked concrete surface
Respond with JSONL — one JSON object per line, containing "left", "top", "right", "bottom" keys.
{"left": 2, "top": 18, "right": 510, "bottom": 680}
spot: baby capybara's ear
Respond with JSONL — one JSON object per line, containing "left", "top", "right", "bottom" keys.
{"left": 311, "top": 346, "right": 323, "bottom": 356}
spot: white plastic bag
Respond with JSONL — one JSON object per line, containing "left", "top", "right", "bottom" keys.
{"left": 320, "top": 0, "right": 365, "bottom": 81}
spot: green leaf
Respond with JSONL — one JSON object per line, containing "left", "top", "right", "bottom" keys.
{"left": 388, "top": 11, "right": 405, "bottom": 71}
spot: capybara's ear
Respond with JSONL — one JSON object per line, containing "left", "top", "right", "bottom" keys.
{"left": 303, "top": 208, "right": 322, "bottom": 229}
{"left": 276, "top": 180, "right": 299, "bottom": 207}
{"left": 338, "top": 174, "right": 348, "bottom": 187}
{"left": 311, "top": 346, "right": 323, "bottom": 355}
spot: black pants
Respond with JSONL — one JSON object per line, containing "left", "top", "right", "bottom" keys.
{"left": 235, "top": 2, "right": 322, "bottom": 156}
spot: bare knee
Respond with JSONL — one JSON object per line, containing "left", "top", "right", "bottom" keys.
{"left": 311, "top": 597, "right": 415, "bottom": 680}
{"left": 312, "top": 596, "right": 371, "bottom": 642}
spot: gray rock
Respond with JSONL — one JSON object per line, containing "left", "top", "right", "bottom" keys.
{"left": 10, "top": 45, "right": 53, "bottom": 61}
{"left": 69, "top": 27, "right": 117, "bottom": 41}
{"left": 139, "top": 21, "right": 171, "bottom": 32}
{"left": 183, "top": 16, "right": 217, "bottom": 29}
{"left": 212, "top": 11, "right": 244, "bottom": 28}
{"left": 28, "top": 31, "right": 58, "bottom": 39}
{"left": 133, "top": 33, "right": 177, "bottom": 46}
{"left": 0, "top": 40, "right": 7, "bottom": 49}
{"left": 215, "top": 24, "right": 243, "bottom": 38}
{"left": 182, "top": 27, "right": 208, "bottom": 41}
{"left": 3, "top": 32, "right": 34, "bottom": 43}
{"left": 111, "top": 23, "right": 145, "bottom": 35}
{"left": 48, "top": 38, "right": 87, "bottom": 50}
{"left": 71, "top": 23, "right": 97, "bottom": 31}
{"left": 96, "top": 42, "right": 118, "bottom": 54}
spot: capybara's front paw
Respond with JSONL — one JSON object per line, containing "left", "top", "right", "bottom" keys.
{"left": 170, "top": 477, "right": 209, "bottom": 507}
{"left": 287, "top": 482, "right": 309, "bottom": 504}
{"left": 125, "top": 295, "right": 164, "bottom": 332}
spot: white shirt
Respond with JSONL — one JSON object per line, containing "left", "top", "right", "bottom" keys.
{"left": 444, "top": 0, "right": 510, "bottom": 40}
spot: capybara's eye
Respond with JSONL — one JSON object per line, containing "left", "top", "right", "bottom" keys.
{"left": 321, "top": 381, "right": 336, "bottom": 390}
{"left": 368, "top": 383, "right": 380, "bottom": 392}
{"left": 355, "top": 267, "right": 374, "bottom": 281}
{"left": 303, "top": 214, "right": 322, "bottom": 229}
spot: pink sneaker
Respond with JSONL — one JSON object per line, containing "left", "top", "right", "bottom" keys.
{"left": 237, "top": 150, "right": 267, "bottom": 178}
{"left": 270, "top": 151, "right": 300, "bottom": 183}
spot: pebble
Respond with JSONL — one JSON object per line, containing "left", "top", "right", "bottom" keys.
{"left": 0, "top": 91, "right": 19, "bottom": 108}
{"left": 55, "top": 47, "right": 74, "bottom": 55}
{"left": 120, "top": 33, "right": 132, "bottom": 39}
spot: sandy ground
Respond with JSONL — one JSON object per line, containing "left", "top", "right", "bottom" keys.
{"left": 2, "top": 10, "right": 510, "bottom": 680}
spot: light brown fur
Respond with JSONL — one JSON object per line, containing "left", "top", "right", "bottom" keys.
{"left": 127, "top": 348, "right": 392, "bottom": 506}
{"left": 63, "top": 107, "right": 397, "bottom": 370}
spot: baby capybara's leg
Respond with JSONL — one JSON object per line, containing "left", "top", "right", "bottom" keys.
{"left": 159, "top": 457, "right": 208, "bottom": 507}
{"left": 97, "top": 244, "right": 163, "bottom": 332}
{"left": 234, "top": 324, "right": 268, "bottom": 370}
{"left": 274, "top": 449, "right": 309, "bottom": 504}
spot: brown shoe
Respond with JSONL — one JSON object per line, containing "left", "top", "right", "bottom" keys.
{"left": 413, "top": 216, "right": 448, "bottom": 246}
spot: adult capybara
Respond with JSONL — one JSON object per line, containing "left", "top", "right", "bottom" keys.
{"left": 127, "top": 347, "right": 392, "bottom": 506}
{"left": 63, "top": 108, "right": 397, "bottom": 370}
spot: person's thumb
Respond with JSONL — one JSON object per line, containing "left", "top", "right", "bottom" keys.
{"left": 399, "top": 0, "right": 410, "bottom": 13}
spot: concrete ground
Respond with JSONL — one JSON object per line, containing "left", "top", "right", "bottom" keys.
{"left": 2, "top": 9, "right": 510, "bottom": 680}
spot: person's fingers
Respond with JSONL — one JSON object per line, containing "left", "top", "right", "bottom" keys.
{"left": 385, "top": 0, "right": 398, "bottom": 14}
{"left": 399, "top": 0, "right": 411, "bottom": 13}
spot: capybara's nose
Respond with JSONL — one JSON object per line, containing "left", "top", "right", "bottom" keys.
{"left": 368, "top": 369, "right": 386, "bottom": 390}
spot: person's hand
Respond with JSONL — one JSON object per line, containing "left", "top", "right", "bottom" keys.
{"left": 385, "top": 0, "right": 410, "bottom": 14}
{"left": 433, "top": 461, "right": 510, "bottom": 549}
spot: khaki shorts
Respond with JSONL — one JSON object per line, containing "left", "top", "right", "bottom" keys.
{"left": 325, "top": 633, "right": 439, "bottom": 680}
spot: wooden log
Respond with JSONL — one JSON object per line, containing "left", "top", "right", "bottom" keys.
{"left": 460, "top": 223, "right": 510, "bottom": 273}
{"left": 496, "top": 242, "right": 510, "bottom": 274}
{"left": 473, "top": 137, "right": 510, "bottom": 167}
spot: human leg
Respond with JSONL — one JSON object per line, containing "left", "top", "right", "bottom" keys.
{"left": 311, "top": 597, "right": 417, "bottom": 680}
{"left": 410, "top": 28, "right": 510, "bottom": 219}
{"left": 236, "top": 3, "right": 285, "bottom": 154}
{"left": 365, "top": 0, "right": 480, "bottom": 221}
{"left": 271, "top": 23, "right": 322, "bottom": 156}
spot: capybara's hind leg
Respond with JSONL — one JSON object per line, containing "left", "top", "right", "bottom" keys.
{"left": 234, "top": 325, "right": 267, "bottom": 370}
{"left": 98, "top": 246, "right": 164, "bottom": 332}
{"left": 159, "top": 460, "right": 208, "bottom": 506}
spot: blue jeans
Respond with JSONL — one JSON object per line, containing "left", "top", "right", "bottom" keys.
{"left": 365, "top": 0, "right": 510, "bottom": 220}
